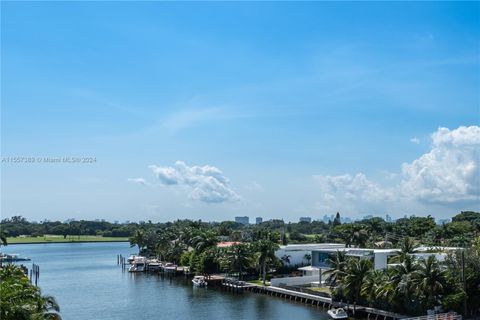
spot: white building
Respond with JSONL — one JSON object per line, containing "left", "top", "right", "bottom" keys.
{"left": 274, "top": 243, "right": 345, "bottom": 267}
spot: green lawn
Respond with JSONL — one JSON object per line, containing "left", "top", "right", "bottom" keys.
{"left": 248, "top": 279, "right": 270, "bottom": 286}
{"left": 6, "top": 235, "right": 129, "bottom": 244}
{"left": 308, "top": 286, "right": 332, "bottom": 295}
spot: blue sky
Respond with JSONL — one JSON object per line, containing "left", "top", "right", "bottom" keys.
{"left": 1, "top": 2, "right": 479, "bottom": 222}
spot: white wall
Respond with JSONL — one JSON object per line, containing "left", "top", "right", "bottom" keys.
{"left": 275, "top": 244, "right": 345, "bottom": 267}
{"left": 271, "top": 275, "right": 320, "bottom": 287}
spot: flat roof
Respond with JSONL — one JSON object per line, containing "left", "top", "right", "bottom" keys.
{"left": 279, "top": 243, "right": 345, "bottom": 250}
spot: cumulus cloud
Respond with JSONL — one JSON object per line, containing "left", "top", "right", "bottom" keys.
{"left": 149, "top": 161, "right": 240, "bottom": 203}
{"left": 314, "top": 173, "right": 392, "bottom": 202}
{"left": 410, "top": 137, "right": 420, "bottom": 144}
{"left": 314, "top": 126, "right": 480, "bottom": 212}
{"left": 401, "top": 126, "right": 480, "bottom": 203}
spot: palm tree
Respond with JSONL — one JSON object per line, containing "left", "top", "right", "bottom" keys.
{"left": 281, "top": 254, "right": 291, "bottom": 266}
{"left": 304, "top": 253, "right": 312, "bottom": 265}
{"left": 393, "top": 236, "right": 416, "bottom": 263}
{"left": 255, "top": 239, "right": 279, "bottom": 285}
{"left": 191, "top": 230, "right": 218, "bottom": 253}
{"left": 343, "top": 258, "right": 372, "bottom": 310}
{"left": 0, "top": 230, "right": 7, "bottom": 246}
{"left": 322, "top": 250, "right": 347, "bottom": 288}
{"left": 221, "top": 243, "right": 254, "bottom": 280}
{"left": 361, "top": 269, "right": 387, "bottom": 307}
{"left": 166, "top": 241, "right": 185, "bottom": 264}
{"left": 129, "top": 229, "right": 147, "bottom": 253}
{"left": 38, "top": 295, "right": 62, "bottom": 320}
{"left": 379, "top": 255, "right": 418, "bottom": 313}
{"left": 412, "top": 256, "right": 446, "bottom": 310}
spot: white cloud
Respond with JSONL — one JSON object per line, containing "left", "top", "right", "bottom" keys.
{"left": 314, "top": 173, "right": 393, "bottom": 211}
{"left": 401, "top": 126, "right": 480, "bottom": 203}
{"left": 128, "top": 178, "right": 150, "bottom": 186}
{"left": 410, "top": 137, "right": 420, "bottom": 144}
{"left": 149, "top": 161, "right": 240, "bottom": 203}
{"left": 314, "top": 126, "right": 480, "bottom": 212}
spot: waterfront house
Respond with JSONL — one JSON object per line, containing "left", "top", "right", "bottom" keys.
{"left": 274, "top": 243, "right": 345, "bottom": 267}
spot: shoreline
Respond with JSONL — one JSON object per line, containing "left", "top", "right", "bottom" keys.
{"left": 5, "top": 239, "right": 129, "bottom": 245}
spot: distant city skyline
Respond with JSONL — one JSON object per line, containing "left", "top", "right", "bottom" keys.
{"left": 2, "top": 2, "right": 479, "bottom": 222}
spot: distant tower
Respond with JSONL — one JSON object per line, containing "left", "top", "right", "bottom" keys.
{"left": 256, "top": 217, "right": 263, "bottom": 224}
{"left": 235, "top": 216, "right": 249, "bottom": 225}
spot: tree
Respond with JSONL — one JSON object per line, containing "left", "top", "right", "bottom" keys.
{"left": 281, "top": 254, "right": 291, "bottom": 266}
{"left": 129, "top": 229, "right": 147, "bottom": 254}
{"left": 0, "top": 265, "right": 62, "bottom": 320}
{"left": 333, "top": 212, "right": 341, "bottom": 226}
{"left": 304, "top": 253, "right": 312, "bottom": 265}
{"left": 0, "top": 230, "right": 8, "bottom": 246}
{"left": 254, "top": 238, "right": 279, "bottom": 285}
{"left": 191, "top": 230, "right": 218, "bottom": 253}
{"left": 343, "top": 258, "right": 372, "bottom": 311}
{"left": 412, "top": 256, "right": 446, "bottom": 310}
{"left": 322, "top": 250, "right": 347, "bottom": 288}
{"left": 393, "top": 237, "right": 416, "bottom": 263}
{"left": 220, "top": 243, "right": 254, "bottom": 280}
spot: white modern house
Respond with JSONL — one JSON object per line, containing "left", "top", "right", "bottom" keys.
{"left": 274, "top": 243, "right": 345, "bottom": 267}
{"left": 272, "top": 247, "right": 399, "bottom": 287}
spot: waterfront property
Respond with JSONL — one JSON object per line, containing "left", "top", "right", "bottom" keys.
{"left": 274, "top": 243, "right": 345, "bottom": 267}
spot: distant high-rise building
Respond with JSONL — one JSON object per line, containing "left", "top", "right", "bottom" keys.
{"left": 299, "top": 217, "right": 312, "bottom": 223}
{"left": 385, "top": 214, "right": 392, "bottom": 223}
{"left": 256, "top": 217, "right": 263, "bottom": 224}
{"left": 235, "top": 216, "right": 249, "bottom": 225}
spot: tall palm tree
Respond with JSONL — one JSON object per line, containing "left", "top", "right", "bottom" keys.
{"left": 255, "top": 239, "right": 279, "bottom": 285}
{"left": 322, "top": 250, "right": 347, "bottom": 288}
{"left": 343, "top": 258, "right": 372, "bottom": 308}
{"left": 221, "top": 243, "right": 254, "bottom": 280}
{"left": 380, "top": 254, "right": 418, "bottom": 313}
{"left": 412, "top": 256, "right": 446, "bottom": 310}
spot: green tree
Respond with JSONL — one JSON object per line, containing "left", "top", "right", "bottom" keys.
{"left": 254, "top": 238, "right": 279, "bottom": 285}
{"left": 343, "top": 258, "right": 372, "bottom": 310}
{"left": 412, "top": 256, "right": 446, "bottom": 310}
{"left": 0, "top": 265, "right": 61, "bottom": 320}
{"left": 322, "top": 250, "right": 347, "bottom": 288}
{"left": 220, "top": 243, "right": 254, "bottom": 280}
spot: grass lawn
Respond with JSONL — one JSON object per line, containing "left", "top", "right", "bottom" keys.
{"left": 248, "top": 279, "right": 270, "bottom": 286}
{"left": 6, "top": 235, "right": 129, "bottom": 244}
{"left": 308, "top": 286, "right": 332, "bottom": 295}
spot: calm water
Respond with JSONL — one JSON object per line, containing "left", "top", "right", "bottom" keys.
{"left": 3, "top": 242, "right": 329, "bottom": 320}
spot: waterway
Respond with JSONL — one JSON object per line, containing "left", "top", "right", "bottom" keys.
{"left": 3, "top": 242, "right": 330, "bottom": 319}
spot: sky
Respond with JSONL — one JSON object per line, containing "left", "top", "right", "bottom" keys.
{"left": 1, "top": 1, "right": 479, "bottom": 223}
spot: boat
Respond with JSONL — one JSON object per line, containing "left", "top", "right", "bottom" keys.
{"left": 0, "top": 253, "right": 31, "bottom": 262}
{"left": 128, "top": 256, "right": 146, "bottom": 272}
{"left": 327, "top": 308, "right": 348, "bottom": 319}
{"left": 192, "top": 275, "right": 208, "bottom": 287}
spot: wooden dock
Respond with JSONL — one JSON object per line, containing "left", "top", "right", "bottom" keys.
{"left": 222, "top": 281, "right": 407, "bottom": 320}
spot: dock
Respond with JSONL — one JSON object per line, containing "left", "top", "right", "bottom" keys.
{"left": 222, "top": 281, "right": 408, "bottom": 320}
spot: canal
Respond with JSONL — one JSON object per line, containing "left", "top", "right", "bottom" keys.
{"left": 3, "top": 242, "right": 330, "bottom": 320}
